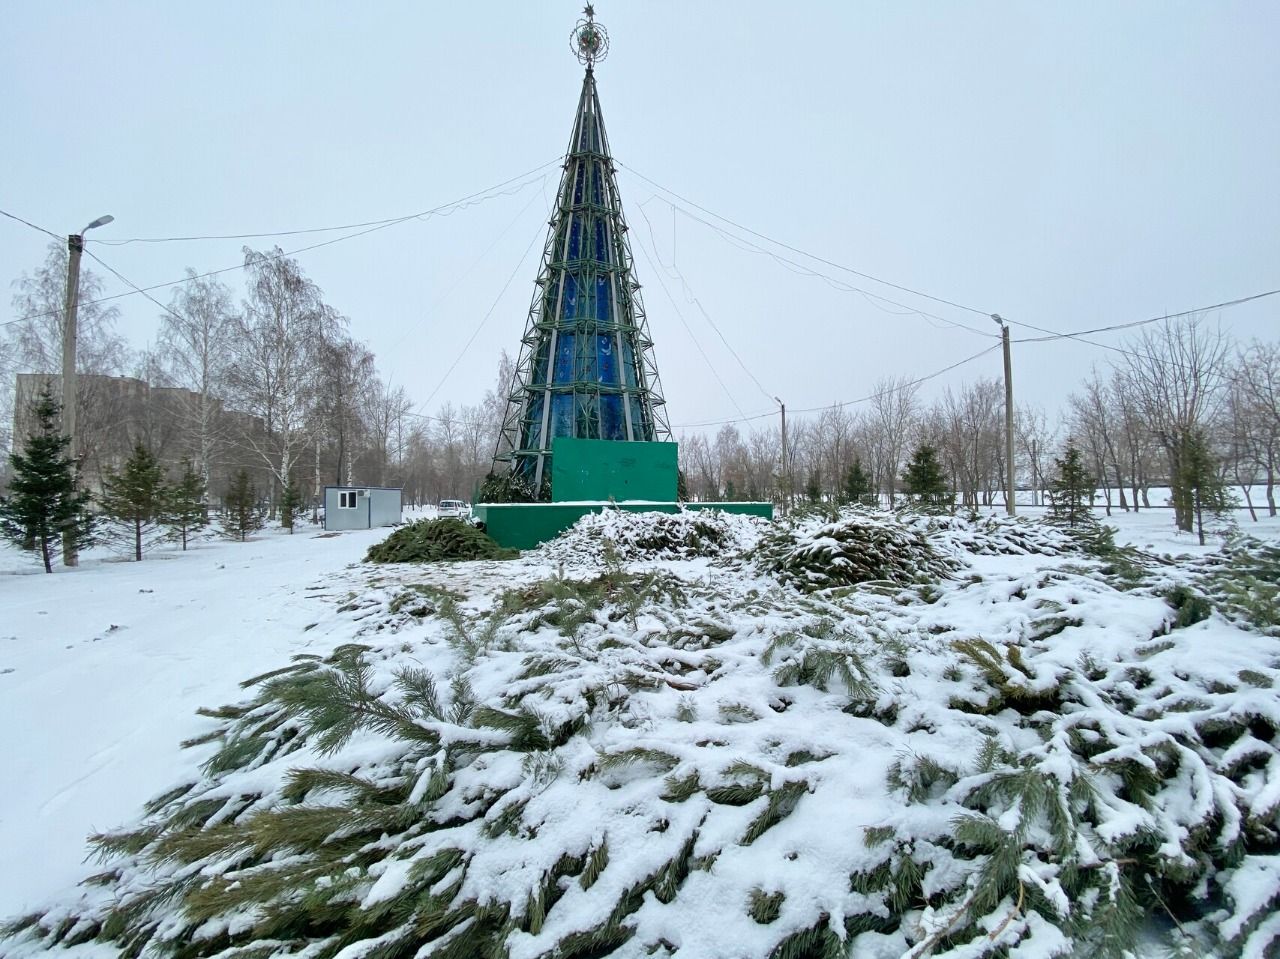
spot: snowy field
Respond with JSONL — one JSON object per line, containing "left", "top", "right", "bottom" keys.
{"left": 1, "top": 505, "right": 1278, "bottom": 957}
{"left": 0, "top": 506, "right": 436, "bottom": 914}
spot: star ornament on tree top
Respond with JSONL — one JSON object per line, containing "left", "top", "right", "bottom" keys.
{"left": 570, "top": 7, "right": 609, "bottom": 66}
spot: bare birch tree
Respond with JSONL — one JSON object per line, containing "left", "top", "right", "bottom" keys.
{"left": 1234, "top": 340, "right": 1280, "bottom": 516}
{"left": 157, "top": 270, "right": 238, "bottom": 486}
{"left": 679, "top": 432, "right": 719, "bottom": 501}
{"left": 934, "top": 379, "right": 1002, "bottom": 509}
{"left": 1014, "top": 405, "right": 1056, "bottom": 507}
{"left": 7, "top": 240, "right": 131, "bottom": 474}
{"left": 866, "top": 376, "right": 919, "bottom": 506}
{"left": 8, "top": 240, "right": 129, "bottom": 377}
{"left": 226, "top": 248, "right": 335, "bottom": 508}
{"left": 1069, "top": 369, "right": 1126, "bottom": 513}
{"left": 1114, "top": 316, "right": 1231, "bottom": 531}
{"left": 312, "top": 330, "right": 375, "bottom": 486}
{"left": 365, "top": 380, "right": 415, "bottom": 488}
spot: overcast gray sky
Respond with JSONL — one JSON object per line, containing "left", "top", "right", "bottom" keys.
{"left": 3, "top": 2, "right": 1278, "bottom": 435}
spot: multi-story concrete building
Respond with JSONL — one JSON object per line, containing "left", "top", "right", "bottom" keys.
{"left": 11, "top": 373, "right": 268, "bottom": 501}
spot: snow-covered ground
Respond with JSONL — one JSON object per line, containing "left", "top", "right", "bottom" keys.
{"left": 0, "top": 524, "right": 400, "bottom": 913}
{"left": 1, "top": 505, "right": 1277, "bottom": 956}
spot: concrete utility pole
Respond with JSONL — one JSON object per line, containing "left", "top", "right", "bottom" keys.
{"left": 774, "top": 396, "right": 787, "bottom": 516}
{"left": 61, "top": 215, "right": 114, "bottom": 567}
{"left": 992, "top": 314, "right": 1016, "bottom": 516}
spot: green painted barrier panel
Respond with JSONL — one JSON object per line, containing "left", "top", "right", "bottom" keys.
{"left": 551, "top": 437, "right": 677, "bottom": 503}
{"left": 472, "top": 501, "right": 773, "bottom": 551}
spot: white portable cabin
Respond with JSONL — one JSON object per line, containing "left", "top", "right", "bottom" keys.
{"left": 323, "top": 486, "right": 402, "bottom": 531}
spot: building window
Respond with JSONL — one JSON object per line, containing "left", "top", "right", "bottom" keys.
{"left": 339, "top": 491, "right": 358, "bottom": 509}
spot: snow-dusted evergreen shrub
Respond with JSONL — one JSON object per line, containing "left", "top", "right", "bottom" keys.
{"left": 899, "top": 511, "right": 1078, "bottom": 559}
{"left": 6, "top": 512, "right": 1280, "bottom": 958}
{"left": 532, "top": 508, "right": 769, "bottom": 566}
{"left": 759, "top": 507, "right": 958, "bottom": 590}
{"left": 1197, "top": 536, "right": 1280, "bottom": 636}
{"left": 366, "top": 518, "right": 517, "bottom": 563}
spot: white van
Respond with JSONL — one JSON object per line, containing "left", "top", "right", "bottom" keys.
{"left": 438, "top": 500, "right": 469, "bottom": 519}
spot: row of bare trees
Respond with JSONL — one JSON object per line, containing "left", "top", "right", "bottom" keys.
{"left": 1, "top": 241, "right": 532, "bottom": 512}
{"left": 680, "top": 317, "right": 1280, "bottom": 530}
{"left": 1, "top": 243, "right": 481, "bottom": 510}
{"left": 5, "top": 242, "right": 1275, "bottom": 533}
{"left": 681, "top": 375, "right": 1012, "bottom": 510}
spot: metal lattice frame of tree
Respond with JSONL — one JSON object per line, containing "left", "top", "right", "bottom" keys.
{"left": 492, "top": 9, "right": 671, "bottom": 498}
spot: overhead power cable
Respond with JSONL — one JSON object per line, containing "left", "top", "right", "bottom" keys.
{"left": 3, "top": 162, "right": 558, "bottom": 329}
{"left": 82, "top": 249, "right": 190, "bottom": 327}
{"left": 417, "top": 196, "right": 554, "bottom": 410}
{"left": 384, "top": 175, "right": 552, "bottom": 357}
{"left": 0, "top": 208, "right": 61, "bottom": 240}
{"left": 618, "top": 160, "right": 996, "bottom": 318}
{"left": 669, "top": 343, "right": 1000, "bottom": 431}
{"left": 91, "top": 157, "right": 565, "bottom": 245}
{"left": 632, "top": 230, "right": 750, "bottom": 422}
{"left": 635, "top": 202, "right": 776, "bottom": 405}
{"left": 1009, "top": 289, "right": 1280, "bottom": 346}
{"left": 645, "top": 196, "right": 997, "bottom": 340}
{"left": 788, "top": 344, "right": 1001, "bottom": 416}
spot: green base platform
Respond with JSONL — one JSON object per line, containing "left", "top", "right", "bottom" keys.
{"left": 472, "top": 501, "right": 774, "bottom": 550}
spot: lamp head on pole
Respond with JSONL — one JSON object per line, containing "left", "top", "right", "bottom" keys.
{"left": 82, "top": 214, "right": 114, "bottom": 233}
{"left": 990, "top": 313, "right": 1005, "bottom": 328}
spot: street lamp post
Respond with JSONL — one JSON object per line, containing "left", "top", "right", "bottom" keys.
{"left": 991, "top": 313, "right": 1015, "bottom": 517}
{"left": 774, "top": 396, "right": 787, "bottom": 516}
{"left": 61, "top": 214, "right": 114, "bottom": 566}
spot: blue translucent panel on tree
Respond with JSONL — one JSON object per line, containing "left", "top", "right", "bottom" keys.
{"left": 600, "top": 394, "right": 624, "bottom": 439}
{"left": 594, "top": 219, "right": 610, "bottom": 265}
{"left": 576, "top": 334, "right": 596, "bottom": 381}
{"left": 580, "top": 115, "right": 599, "bottom": 153}
{"left": 576, "top": 394, "right": 595, "bottom": 437}
{"left": 522, "top": 393, "right": 545, "bottom": 449}
{"left": 532, "top": 338, "right": 550, "bottom": 385}
{"left": 552, "top": 393, "right": 574, "bottom": 438}
{"left": 554, "top": 333, "right": 576, "bottom": 382}
{"left": 630, "top": 395, "right": 648, "bottom": 439}
{"left": 595, "top": 274, "right": 612, "bottom": 320}
{"left": 567, "top": 218, "right": 581, "bottom": 260}
{"left": 572, "top": 164, "right": 585, "bottom": 204}
{"left": 561, "top": 274, "right": 579, "bottom": 319}
{"left": 590, "top": 160, "right": 604, "bottom": 206}
{"left": 597, "top": 334, "right": 618, "bottom": 384}
{"left": 622, "top": 341, "right": 638, "bottom": 387}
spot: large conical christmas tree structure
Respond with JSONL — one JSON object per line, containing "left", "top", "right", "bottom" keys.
{"left": 493, "top": 7, "right": 670, "bottom": 498}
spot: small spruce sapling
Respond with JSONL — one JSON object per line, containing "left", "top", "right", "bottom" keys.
{"left": 0, "top": 385, "right": 94, "bottom": 572}
{"left": 842, "top": 459, "right": 873, "bottom": 506}
{"left": 223, "top": 469, "right": 265, "bottom": 542}
{"left": 165, "top": 459, "right": 208, "bottom": 550}
{"left": 279, "top": 474, "right": 302, "bottom": 534}
{"left": 99, "top": 443, "right": 168, "bottom": 561}
{"left": 1179, "top": 430, "right": 1236, "bottom": 546}
{"left": 901, "top": 444, "right": 950, "bottom": 512}
{"left": 1048, "top": 442, "right": 1095, "bottom": 529}
{"left": 805, "top": 468, "right": 822, "bottom": 504}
